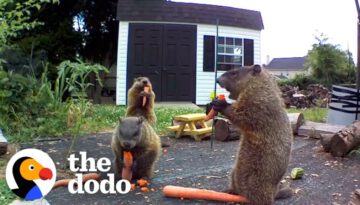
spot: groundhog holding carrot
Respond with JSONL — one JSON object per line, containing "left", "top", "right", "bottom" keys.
{"left": 211, "top": 65, "right": 293, "bottom": 205}
{"left": 126, "top": 77, "right": 156, "bottom": 127}
{"left": 111, "top": 116, "right": 161, "bottom": 179}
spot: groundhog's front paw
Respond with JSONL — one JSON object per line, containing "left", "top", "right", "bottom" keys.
{"left": 224, "top": 188, "right": 237, "bottom": 195}
{"left": 210, "top": 98, "right": 229, "bottom": 112}
{"left": 139, "top": 91, "right": 151, "bottom": 98}
{"left": 131, "top": 160, "right": 138, "bottom": 172}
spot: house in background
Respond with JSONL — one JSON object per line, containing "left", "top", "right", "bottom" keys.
{"left": 116, "top": 0, "right": 263, "bottom": 105}
{"left": 265, "top": 57, "right": 307, "bottom": 79}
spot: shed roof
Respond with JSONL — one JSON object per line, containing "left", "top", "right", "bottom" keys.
{"left": 266, "top": 57, "right": 307, "bottom": 71}
{"left": 117, "top": 0, "right": 264, "bottom": 30}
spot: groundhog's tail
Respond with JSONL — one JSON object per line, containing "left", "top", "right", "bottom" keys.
{"left": 275, "top": 186, "right": 293, "bottom": 199}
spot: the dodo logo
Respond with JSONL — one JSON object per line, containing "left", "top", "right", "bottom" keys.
{"left": 6, "top": 149, "right": 56, "bottom": 201}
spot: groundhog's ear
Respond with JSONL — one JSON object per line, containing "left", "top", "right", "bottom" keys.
{"left": 137, "top": 116, "right": 144, "bottom": 124}
{"left": 252, "top": 64, "right": 262, "bottom": 75}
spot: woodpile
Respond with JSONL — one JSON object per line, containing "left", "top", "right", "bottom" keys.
{"left": 280, "top": 84, "right": 330, "bottom": 108}
{"left": 213, "top": 113, "right": 305, "bottom": 141}
{"left": 319, "top": 121, "right": 360, "bottom": 157}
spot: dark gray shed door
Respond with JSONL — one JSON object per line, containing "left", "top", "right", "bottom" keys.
{"left": 127, "top": 23, "right": 196, "bottom": 102}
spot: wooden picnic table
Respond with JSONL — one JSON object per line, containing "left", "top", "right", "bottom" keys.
{"left": 167, "top": 113, "right": 212, "bottom": 141}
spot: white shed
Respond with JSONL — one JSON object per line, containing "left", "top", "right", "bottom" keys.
{"left": 116, "top": 0, "right": 263, "bottom": 105}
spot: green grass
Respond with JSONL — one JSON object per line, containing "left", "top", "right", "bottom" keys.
{"left": 3, "top": 103, "right": 328, "bottom": 143}
{"left": 0, "top": 179, "right": 16, "bottom": 205}
{"left": 287, "top": 107, "right": 328, "bottom": 122}
{"left": 155, "top": 106, "right": 203, "bottom": 135}
{"left": 3, "top": 104, "right": 205, "bottom": 143}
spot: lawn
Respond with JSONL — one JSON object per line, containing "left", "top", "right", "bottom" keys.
{"left": 287, "top": 107, "right": 328, "bottom": 123}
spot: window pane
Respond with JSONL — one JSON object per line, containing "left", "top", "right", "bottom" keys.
{"left": 234, "top": 46, "right": 242, "bottom": 55}
{"left": 218, "top": 37, "right": 224, "bottom": 44}
{"left": 235, "top": 38, "right": 242, "bottom": 46}
{"left": 226, "top": 38, "right": 233, "bottom": 45}
{"left": 217, "top": 55, "right": 225, "bottom": 63}
{"left": 218, "top": 45, "right": 225, "bottom": 53}
{"left": 226, "top": 47, "right": 234, "bottom": 54}
{"left": 225, "top": 55, "right": 234, "bottom": 63}
{"left": 234, "top": 56, "right": 241, "bottom": 64}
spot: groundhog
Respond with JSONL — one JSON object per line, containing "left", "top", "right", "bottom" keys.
{"left": 111, "top": 116, "right": 161, "bottom": 179}
{"left": 211, "top": 65, "right": 293, "bottom": 205}
{"left": 126, "top": 77, "right": 156, "bottom": 127}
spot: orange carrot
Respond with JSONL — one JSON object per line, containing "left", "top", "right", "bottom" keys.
{"left": 142, "top": 86, "right": 150, "bottom": 107}
{"left": 130, "top": 183, "right": 136, "bottom": 191}
{"left": 204, "top": 94, "right": 226, "bottom": 121}
{"left": 162, "top": 185, "right": 249, "bottom": 203}
{"left": 141, "top": 187, "right": 150, "bottom": 192}
{"left": 218, "top": 94, "right": 225, "bottom": 101}
{"left": 122, "top": 151, "right": 133, "bottom": 181}
{"left": 52, "top": 173, "right": 101, "bottom": 190}
{"left": 137, "top": 179, "right": 148, "bottom": 187}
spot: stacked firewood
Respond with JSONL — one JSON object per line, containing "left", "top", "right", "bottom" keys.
{"left": 280, "top": 84, "right": 330, "bottom": 108}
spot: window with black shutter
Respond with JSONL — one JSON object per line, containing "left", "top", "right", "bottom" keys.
{"left": 203, "top": 35, "right": 215, "bottom": 71}
{"left": 244, "top": 39, "right": 254, "bottom": 66}
{"left": 203, "top": 36, "right": 254, "bottom": 71}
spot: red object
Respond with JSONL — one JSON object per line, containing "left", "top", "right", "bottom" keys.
{"left": 143, "top": 86, "right": 150, "bottom": 107}
{"left": 39, "top": 168, "right": 52, "bottom": 180}
{"left": 163, "top": 185, "right": 249, "bottom": 203}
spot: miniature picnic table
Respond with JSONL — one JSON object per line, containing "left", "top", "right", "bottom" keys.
{"left": 167, "top": 113, "right": 213, "bottom": 141}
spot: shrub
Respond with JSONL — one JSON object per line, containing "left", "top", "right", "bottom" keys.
{"left": 278, "top": 74, "right": 318, "bottom": 90}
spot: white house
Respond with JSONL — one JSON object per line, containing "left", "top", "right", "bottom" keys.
{"left": 116, "top": 0, "right": 263, "bottom": 105}
{"left": 265, "top": 57, "right": 307, "bottom": 79}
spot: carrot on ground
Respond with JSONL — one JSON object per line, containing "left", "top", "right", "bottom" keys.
{"left": 142, "top": 86, "right": 150, "bottom": 107}
{"left": 137, "top": 179, "right": 148, "bottom": 187}
{"left": 52, "top": 173, "right": 101, "bottom": 190}
{"left": 122, "top": 151, "right": 133, "bottom": 181}
{"left": 162, "top": 185, "right": 249, "bottom": 203}
{"left": 141, "top": 187, "right": 150, "bottom": 192}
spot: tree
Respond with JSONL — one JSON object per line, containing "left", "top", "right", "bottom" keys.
{"left": 0, "top": 0, "right": 59, "bottom": 45}
{"left": 0, "top": 0, "right": 59, "bottom": 72}
{"left": 9, "top": 0, "right": 118, "bottom": 68}
{"left": 306, "top": 34, "right": 356, "bottom": 87}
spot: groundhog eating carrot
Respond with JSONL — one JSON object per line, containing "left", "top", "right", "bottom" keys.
{"left": 111, "top": 116, "right": 161, "bottom": 179}
{"left": 211, "top": 65, "right": 293, "bottom": 205}
{"left": 126, "top": 77, "right": 156, "bottom": 127}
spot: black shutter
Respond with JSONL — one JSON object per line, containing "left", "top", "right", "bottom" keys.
{"left": 203, "top": 35, "right": 215, "bottom": 72}
{"left": 244, "top": 39, "right": 254, "bottom": 66}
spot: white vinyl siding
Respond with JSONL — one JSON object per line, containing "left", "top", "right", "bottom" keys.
{"left": 116, "top": 21, "right": 129, "bottom": 105}
{"left": 196, "top": 24, "right": 261, "bottom": 105}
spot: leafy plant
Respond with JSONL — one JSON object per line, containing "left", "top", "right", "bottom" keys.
{"left": 57, "top": 59, "right": 108, "bottom": 99}
{"left": 278, "top": 73, "right": 318, "bottom": 90}
{"left": 0, "top": 179, "right": 16, "bottom": 205}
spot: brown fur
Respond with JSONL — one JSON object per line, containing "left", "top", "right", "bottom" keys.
{"left": 217, "top": 65, "right": 293, "bottom": 205}
{"left": 126, "top": 77, "right": 156, "bottom": 127}
{"left": 111, "top": 116, "right": 161, "bottom": 179}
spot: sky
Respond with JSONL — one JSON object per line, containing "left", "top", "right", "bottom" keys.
{"left": 172, "top": 0, "right": 358, "bottom": 64}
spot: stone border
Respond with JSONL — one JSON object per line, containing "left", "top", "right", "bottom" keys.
{"left": 0, "top": 129, "right": 8, "bottom": 155}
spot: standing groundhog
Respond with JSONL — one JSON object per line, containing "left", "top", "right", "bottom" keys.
{"left": 111, "top": 116, "right": 161, "bottom": 179}
{"left": 126, "top": 77, "right": 156, "bottom": 127}
{"left": 212, "top": 65, "right": 293, "bottom": 205}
